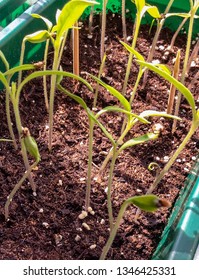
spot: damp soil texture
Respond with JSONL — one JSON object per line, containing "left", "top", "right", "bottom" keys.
{"left": 0, "top": 14, "right": 198, "bottom": 260}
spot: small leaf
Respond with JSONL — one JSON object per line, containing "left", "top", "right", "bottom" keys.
{"left": 4, "top": 64, "right": 35, "bottom": 77}
{"left": 136, "top": 60, "right": 197, "bottom": 120}
{"left": 120, "top": 41, "right": 145, "bottom": 62}
{"left": 23, "top": 128, "right": 40, "bottom": 162}
{"left": 127, "top": 194, "right": 171, "bottom": 212}
{"left": 96, "top": 106, "right": 150, "bottom": 124}
{"left": 25, "top": 30, "right": 51, "bottom": 44}
{"left": 146, "top": 6, "right": 161, "bottom": 18}
{"left": 119, "top": 132, "right": 159, "bottom": 153}
{"left": 165, "top": 13, "right": 191, "bottom": 19}
{"left": 31, "top": 14, "right": 53, "bottom": 30}
{"left": 88, "top": 74, "right": 131, "bottom": 112}
{"left": 134, "top": 0, "right": 145, "bottom": 13}
{"left": 56, "top": 0, "right": 98, "bottom": 45}
{"left": 138, "top": 110, "right": 181, "bottom": 121}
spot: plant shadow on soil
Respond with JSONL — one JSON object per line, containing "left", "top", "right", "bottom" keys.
{"left": 0, "top": 14, "right": 198, "bottom": 260}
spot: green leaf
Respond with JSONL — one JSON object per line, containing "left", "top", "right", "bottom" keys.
{"left": 0, "top": 50, "right": 9, "bottom": 71}
{"left": 0, "top": 138, "right": 13, "bottom": 142}
{"left": 4, "top": 64, "right": 35, "bottom": 77}
{"left": 120, "top": 41, "right": 145, "bottom": 62}
{"left": 88, "top": 74, "right": 131, "bottom": 112}
{"left": 119, "top": 132, "right": 159, "bottom": 153}
{"left": 25, "top": 30, "right": 51, "bottom": 43}
{"left": 127, "top": 194, "right": 161, "bottom": 212}
{"left": 146, "top": 6, "right": 161, "bottom": 18}
{"left": 96, "top": 106, "right": 150, "bottom": 124}
{"left": 136, "top": 60, "right": 197, "bottom": 120}
{"left": 134, "top": 0, "right": 145, "bottom": 13}
{"left": 56, "top": 0, "right": 98, "bottom": 45}
{"left": 18, "top": 70, "right": 93, "bottom": 94}
{"left": 31, "top": 14, "right": 53, "bottom": 30}
{"left": 57, "top": 84, "right": 115, "bottom": 145}
{"left": 23, "top": 128, "right": 40, "bottom": 162}
{"left": 138, "top": 110, "right": 181, "bottom": 121}
{"left": 165, "top": 13, "right": 191, "bottom": 18}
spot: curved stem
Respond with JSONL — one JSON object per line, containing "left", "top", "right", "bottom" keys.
{"left": 85, "top": 119, "right": 94, "bottom": 210}
{"left": 48, "top": 49, "right": 59, "bottom": 151}
{"left": 43, "top": 39, "right": 50, "bottom": 111}
{"left": 5, "top": 85, "right": 17, "bottom": 149}
{"left": 5, "top": 158, "right": 38, "bottom": 220}
{"left": 100, "top": 0, "right": 108, "bottom": 61}
{"left": 18, "top": 40, "right": 26, "bottom": 86}
{"left": 122, "top": 15, "right": 141, "bottom": 95}
{"left": 13, "top": 99, "right": 36, "bottom": 192}
{"left": 107, "top": 147, "right": 118, "bottom": 231}
{"left": 100, "top": 200, "right": 128, "bottom": 260}
{"left": 122, "top": 0, "right": 127, "bottom": 43}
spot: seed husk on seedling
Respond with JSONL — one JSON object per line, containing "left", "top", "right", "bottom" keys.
{"left": 100, "top": 194, "right": 171, "bottom": 260}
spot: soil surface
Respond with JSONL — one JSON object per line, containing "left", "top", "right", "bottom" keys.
{"left": 0, "top": 14, "right": 198, "bottom": 260}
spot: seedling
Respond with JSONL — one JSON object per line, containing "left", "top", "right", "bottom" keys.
{"left": 134, "top": 60, "right": 199, "bottom": 218}
{"left": 122, "top": 0, "right": 161, "bottom": 95}
{"left": 100, "top": 194, "right": 171, "bottom": 260}
{"left": 170, "top": 0, "right": 199, "bottom": 125}
{"left": 88, "top": 73, "right": 179, "bottom": 229}
{"left": 142, "top": 0, "right": 174, "bottom": 87}
{"left": 5, "top": 127, "right": 40, "bottom": 220}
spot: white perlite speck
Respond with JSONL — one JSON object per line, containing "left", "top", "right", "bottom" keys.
{"left": 82, "top": 222, "right": 90, "bottom": 231}
{"left": 78, "top": 211, "right": 88, "bottom": 220}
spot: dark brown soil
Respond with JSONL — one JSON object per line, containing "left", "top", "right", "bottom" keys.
{"left": 0, "top": 14, "right": 198, "bottom": 260}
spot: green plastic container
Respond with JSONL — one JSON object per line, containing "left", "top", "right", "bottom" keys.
{"left": 0, "top": 0, "right": 198, "bottom": 260}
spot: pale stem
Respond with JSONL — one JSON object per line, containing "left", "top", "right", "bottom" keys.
{"left": 122, "top": 15, "right": 141, "bottom": 95}
{"left": 135, "top": 123, "right": 197, "bottom": 220}
{"left": 89, "top": 6, "right": 94, "bottom": 34}
{"left": 172, "top": 7, "right": 196, "bottom": 132}
{"left": 13, "top": 99, "right": 36, "bottom": 192}
{"left": 5, "top": 158, "right": 38, "bottom": 220}
{"left": 43, "top": 38, "right": 50, "bottom": 111}
{"left": 73, "top": 22, "right": 80, "bottom": 76}
{"left": 169, "top": 17, "right": 188, "bottom": 50}
{"left": 100, "top": 0, "right": 108, "bottom": 61}
{"left": 122, "top": 0, "right": 127, "bottom": 43}
{"left": 107, "top": 147, "right": 118, "bottom": 231}
{"left": 167, "top": 49, "right": 181, "bottom": 115}
{"left": 48, "top": 49, "right": 59, "bottom": 151}
{"left": 5, "top": 86, "right": 17, "bottom": 149}
{"left": 100, "top": 200, "right": 128, "bottom": 260}
{"left": 142, "top": 0, "right": 175, "bottom": 87}
{"left": 18, "top": 40, "right": 26, "bottom": 86}
{"left": 85, "top": 119, "right": 94, "bottom": 210}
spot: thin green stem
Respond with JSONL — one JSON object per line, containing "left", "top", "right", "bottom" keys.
{"left": 122, "top": 15, "right": 141, "bottom": 95}
{"left": 100, "top": 0, "right": 108, "bottom": 61}
{"left": 5, "top": 158, "right": 38, "bottom": 220}
{"left": 48, "top": 49, "right": 59, "bottom": 151}
{"left": 18, "top": 40, "right": 26, "bottom": 86}
{"left": 100, "top": 200, "right": 128, "bottom": 260}
{"left": 173, "top": 6, "right": 197, "bottom": 130}
{"left": 107, "top": 146, "right": 118, "bottom": 231}
{"left": 122, "top": 0, "right": 127, "bottom": 43}
{"left": 5, "top": 88, "right": 17, "bottom": 149}
{"left": 43, "top": 39, "right": 50, "bottom": 111}
{"left": 85, "top": 119, "right": 94, "bottom": 210}
{"left": 93, "top": 54, "right": 106, "bottom": 108}
{"left": 13, "top": 99, "right": 36, "bottom": 192}
{"left": 142, "top": 0, "right": 174, "bottom": 87}
{"left": 147, "top": 123, "right": 198, "bottom": 195}
{"left": 99, "top": 123, "right": 130, "bottom": 174}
